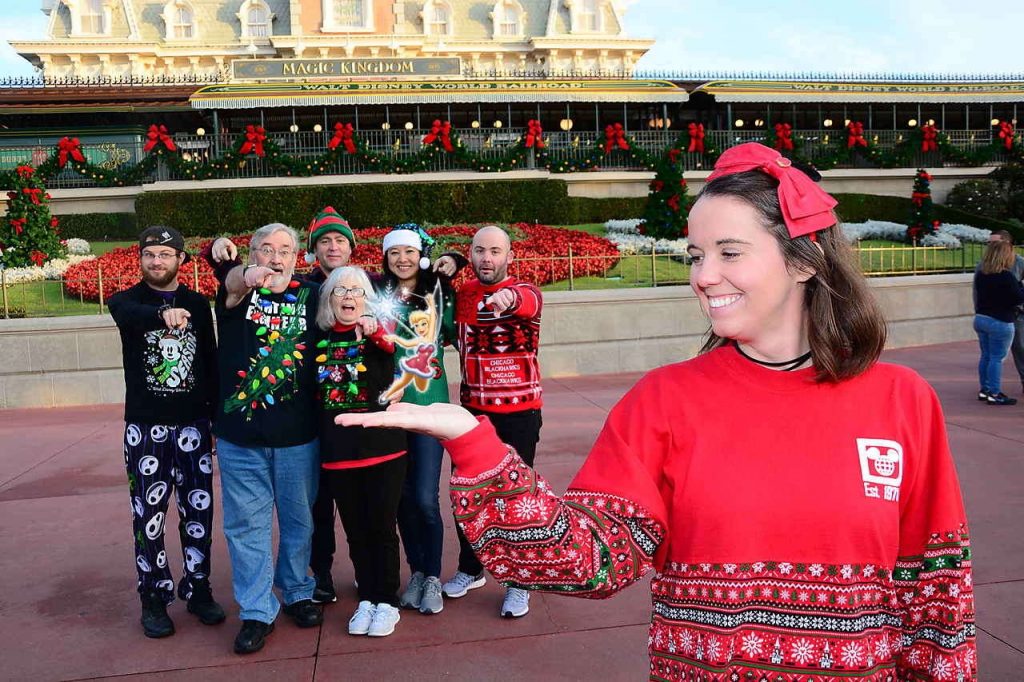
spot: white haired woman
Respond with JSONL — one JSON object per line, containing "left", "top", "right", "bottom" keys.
{"left": 315, "top": 266, "right": 408, "bottom": 638}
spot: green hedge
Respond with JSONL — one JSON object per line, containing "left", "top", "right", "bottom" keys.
{"left": 135, "top": 179, "right": 644, "bottom": 234}
{"left": 56, "top": 212, "right": 138, "bottom": 240}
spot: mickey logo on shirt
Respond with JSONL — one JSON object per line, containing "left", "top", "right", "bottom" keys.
{"left": 857, "top": 438, "right": 903, "bottom": 502}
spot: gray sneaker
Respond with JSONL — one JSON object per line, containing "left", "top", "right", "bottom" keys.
{"left": 419, "top": 576, "right": 444, "bottom": 615}
{"left": 501, "top": 587, "right": 530, "bottom": 618}
{"left": 400, "top": 571, "right": 425, "bottom": 609}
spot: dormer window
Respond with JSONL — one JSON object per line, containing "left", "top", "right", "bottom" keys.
{"left": 579, "top": 0, "right": 599, "bottom": 31}
{"left": 322, "top": 0, "right": 374, "bottom": 32}
{"left": 81, "top": 0, "right": 105, "bottom": 33}
{"left": 239, "top": 0, "right": 274, "bottom": 38}
{"left": 421, "top": 0, "right": 452, "bottom": 37}
{"left": 492, "top": 0, "right": 524, "bottom": 39}
{"left": 162, "top": 1, "right": 197, "bottom": 40}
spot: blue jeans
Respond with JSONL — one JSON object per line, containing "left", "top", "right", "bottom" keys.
{"left": 396, "top": 433, "right": 445, "bottom": 578}
{"left": 975, "top": 314, "right": 1015, "bottom": 394}
{"left": 217, "top": 437, "right": 319, "bottom": 623}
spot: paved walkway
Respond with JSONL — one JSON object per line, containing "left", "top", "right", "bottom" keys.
{"left": 0, "top": 341, "right": 1021, "bottom": 681}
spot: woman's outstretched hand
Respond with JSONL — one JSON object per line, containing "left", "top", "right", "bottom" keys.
{"left": 335, "top": 402, "right": 479, "bottom": 441}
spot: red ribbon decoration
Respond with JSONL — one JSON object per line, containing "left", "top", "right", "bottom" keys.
{"left": 22, "top": 188, "right": 43, "bottom": 205}
{"left": 30, "top": 250, "right": 47, "bottom": 267}
{"left": 998, "top": 121, "right": 1016, "bottom": 151}
{"left": 603, "top": 123, "right": 630, "bottom": 154}
{"left": 239, "top": 124, "right": 267, "bottom": 157}
{"left": 911, "top": 192, "right": 930, "bottom": 207}
{"left": 650, "top": 180, "right": 664, "bottom": 192}
{"left": 921, "top": 124, "right": 939, "bottom": 152}
{"left": 524, "top": 119, "right": 545, "bottom": 149}
{"left": 10, "top": 218, "right": 26, "bottom": 235}
{"left": 15, "top": 165, "right": 34, "bottom": 179}
{"left": 707, "top": 143, "right": 839, "bottom": 239}
{"left": 667, "top": 148, "right": 682, "bottom": 163}
{"left": 423, "top": 119, "right": 454, "bottom": 153}
{"left": 846, "top": 121, "right": 868, "bottom": 149}
{"left": 327, "top": 122, "right": 357, "bottom": 154}
{"left": 143, "top": 124, "right": 177, "bottom": 153}
{"left": 687, "top": 123, "right": 705, "bottom": 153}
{"left": 774, "top": 123, "right": 794, "bottom": 151}
{"left": 56, "top": 137, "right": 86, "bottom": 168}
{"left": 667, "top": 194, "right": 681, "bottom": 212}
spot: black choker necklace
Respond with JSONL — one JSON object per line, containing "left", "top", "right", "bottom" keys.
{"left": 734, "top": 342, "right": 812, "bottom": 371}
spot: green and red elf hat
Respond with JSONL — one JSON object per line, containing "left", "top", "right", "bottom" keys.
{"left": 305, "top": 206, "right": 356, "bottom": 265}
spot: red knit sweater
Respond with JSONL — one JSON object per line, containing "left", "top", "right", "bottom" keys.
{"left": 454, "top": 276, "right": 542, "bottom": 413}
{"left": 444, "top": 345, "right": 976, "bottom": 680}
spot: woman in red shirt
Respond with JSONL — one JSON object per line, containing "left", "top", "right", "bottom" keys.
{"left": 337, "top": 143, "right": 976, "bottom": 680}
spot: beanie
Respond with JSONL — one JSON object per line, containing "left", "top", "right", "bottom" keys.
{"left": 304, "top": 206, "right": 355, "bottom": 265}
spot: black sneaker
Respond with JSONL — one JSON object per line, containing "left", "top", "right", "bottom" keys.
{"left": 185, "top": 579, "right": 227, "bottom": 625}
{"left": 140, "top": 590, "right": 175, "bottom": 639}
{"left": 312, "top": 571, "right": 337, "bottom": 604}
{"left": 283, "top": 599, "right": 323, "bottom": 628}
{"left": 987, "top": 392, "right": 1018, "bottom": 405}
{"left": 978, "top": 390, "right": 989, "bottom": 401}
{"left": 234, "top": 619, "right": 274, "bottom": 654}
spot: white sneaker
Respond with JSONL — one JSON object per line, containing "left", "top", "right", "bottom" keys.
{"left": 400, "top": 571, "right": 425, "bottom": 609}
{"left": 442, "top": 571, "right": 486, "bottom": 598}
{"left": 419, "top": 576, "right": 444, "bottom": 615}
{"left": 348, "top": 600, "right": 375, "bottom": 635}
{"left": 501, "top": 587, "right": 530, "bottom": 618}
{"left": 367, "top": 603, "right": 400, "bottom": 637}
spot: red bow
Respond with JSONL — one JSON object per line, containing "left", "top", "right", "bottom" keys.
{"left": 774, "top": 123, "right": 794, "bottom": 151}
{"left": 650, "top": 180, "right": 664, "bottom": 192}
{"left": 998, "top": 121, "right": 1015, "bottom": 151}
{"left": 525, "top": 119, "right": 545, "bottom": 149}
{"left": 846, "top": 121, "right": 867, "bottom": 149}
{"left": 15, "top": 165, "right": 34, "bottom": 179}
{"left": 143, "top": 124, "right": 177, "bottom": 153}
{"left": 56, "top": 137, "right": 86, "bottom": 168}
{"left": 240, "top": 125, "right": 267, "bottom": 157}
{"left": 10, "top": 218, "right": 26, "bottom": 235}
{"left": 921, "top": 124, "right": 939, "bottom": 152}
{"left": 911, "top": 191, "right": 930, "bottom": 207}
{"left": 707, "top": 143, "right": 838, "bottom": 239}
{"left": 327, "top": 122, "right": 357, "bottom": 154}
{"left": 603, "top": 123, "right": 629, "bottom": 154}
{"left": 423, "top": 119, "right": 454, "bottom": 152}
{"left": 687, "top": 123, "right": 705, "bottom": 153}
{"left": 667, "top": 194, "right": 681, "bottom": 212}
{"left": 30, "top": 250, "right": 47, "bottom": 267}
{"left": 22, "top": 188, "right": 43, "bottom": 205}
{"left": 668, "top": 148, "right": 682, "bottom": 163}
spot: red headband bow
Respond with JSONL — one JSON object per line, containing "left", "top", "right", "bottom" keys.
{"left": 706, "top": 143, "right": 837, "bottom": 239}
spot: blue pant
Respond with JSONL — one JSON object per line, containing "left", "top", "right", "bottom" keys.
{"left": 396, "top": 433, "right": 445, "bottom": 578}
{"left": 217, "top": 437, "right": 319, "bottom": 624}
{"left": 975, "top": 314, "right": 1015, "bottom": 394}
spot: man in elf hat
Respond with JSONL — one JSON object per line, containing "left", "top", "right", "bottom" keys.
{"left": 108, "top": 225, "right": 225, "bottom": 639}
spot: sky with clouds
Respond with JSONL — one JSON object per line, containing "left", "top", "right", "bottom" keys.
{"left": 1, "top": 1, "right": 1021, "bottom": 77}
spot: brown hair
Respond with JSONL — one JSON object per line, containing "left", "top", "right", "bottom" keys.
{"left": 695, "top": 171, "right": 887, "bottom": 382}
{"left": 980, "top": 239, "right": 1015, "bottom": 274}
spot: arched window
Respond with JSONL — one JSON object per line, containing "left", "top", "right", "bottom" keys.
{"left": 322, "top": 0, "right": 373, "bottom": 32}
{"left": 81, "top": 0, "right": 104, "bottom": 33}
{"left": 239, "top": 0, "right": 274, "bottom": 38}
{"left": 162, "top": 1, "right": 197, "bottom": 40}
{"left": 421, "top": 0, "right": 453, "bottom": 36}
{"left": 492, "top": 0, "right": 523, "bottom": 39}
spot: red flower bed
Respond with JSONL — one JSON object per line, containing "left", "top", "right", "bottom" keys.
{"left": 63, "top": 224, "right": 619, "bottom": 302}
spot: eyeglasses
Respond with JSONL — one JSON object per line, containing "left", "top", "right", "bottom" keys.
{"left": 141, "top": 251, "right": 180, "bottom": 261}
{"left": 332, "top": 286, "right": 366, "bottom": 298}
{"left": 255, "top": 246, "right": 295, "bottom": 259}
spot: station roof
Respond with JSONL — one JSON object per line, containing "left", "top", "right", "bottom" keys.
{"left": 189, "top": 79, "right": 688, "bottom": 109}
{"left": 691, "top": 79, "right": 1024, "bottom": 104}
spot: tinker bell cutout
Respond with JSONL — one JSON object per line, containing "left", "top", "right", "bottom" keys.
{"left": 377, "top": 279, "right": 444, "bottom": 404}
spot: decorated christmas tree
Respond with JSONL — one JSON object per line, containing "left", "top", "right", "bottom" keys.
{"left": 641, "top": 147, "right": 690, "bottom": 240}
{"left": 907, "top": 168, "right": 940, "bottom": 242}
{"left": 2, "top": 165, "right": 65, "bottom": 268}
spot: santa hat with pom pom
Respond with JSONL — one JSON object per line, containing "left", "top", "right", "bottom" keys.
{"left": 304, "top": 206, "right": 355, "bottom": 265}
{"left": 382, "top": 223, "right": 435, "bottom": 270}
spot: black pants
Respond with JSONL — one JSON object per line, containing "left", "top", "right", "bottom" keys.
{"left": 309, "top": 469, "right": 337, "bottom": 576}
{"left": 325, "top": 456, "right": 408, "bottom": 606}
{"left": 123, "top": 419, "right": 214, "bottom": 602}
{"left": 456, "top": 408, "right": 542, "bottom": 576}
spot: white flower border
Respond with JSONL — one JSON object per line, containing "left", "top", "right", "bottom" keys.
{"left": 1, "top": 238, "right": 95, "bottom": 285}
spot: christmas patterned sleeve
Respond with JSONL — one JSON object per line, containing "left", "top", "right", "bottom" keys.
{"left": 446, "top": 376, "right": 670, "bottom": 598}
{"left": 506, "top": 282, "right": 542, "bottom": 319}
{"left": 440, "top": 280, "right": 457, "bottom": 347}
{"left": 894, "top": 382, "right": 976, "bottom": 679}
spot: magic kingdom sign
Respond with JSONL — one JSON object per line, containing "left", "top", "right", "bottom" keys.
{"left": 232, "top": 58, "right": 462, "bottom": 81}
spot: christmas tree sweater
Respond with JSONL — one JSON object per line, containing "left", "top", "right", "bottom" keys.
{"left": 454, "top": 276, "right": 542, "bottom": 413}
{"left": 443, "top": 345, "right": 975, "bottom": 680}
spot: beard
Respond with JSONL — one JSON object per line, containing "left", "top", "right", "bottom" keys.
{"left": 142, "top": 263, "right": 179, "bottom": 288}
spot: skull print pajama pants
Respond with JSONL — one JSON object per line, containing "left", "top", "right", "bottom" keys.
{"left": 123, "top": 419, "right": 215, "bottom": 603}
